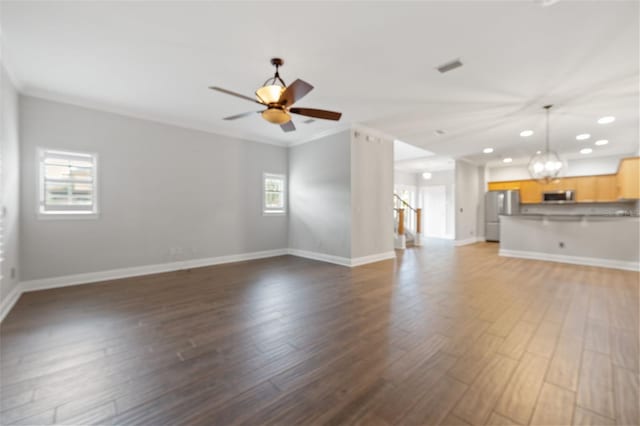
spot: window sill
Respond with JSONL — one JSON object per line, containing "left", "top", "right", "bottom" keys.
{"left": 38, "top": 212, "right": 100, "bottom": 220}
{"left": 262, "top": 211, "right": 287, "bottom": 217}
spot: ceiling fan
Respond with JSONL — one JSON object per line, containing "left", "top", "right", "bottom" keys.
{"left": 209, "top": 58, "right": 342, "bottom": 132}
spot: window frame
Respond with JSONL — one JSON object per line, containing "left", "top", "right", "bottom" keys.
{"left": 262, "top": 172, "right": 287, "bottom": 216}
{"left": 37, "top": 148, "right": 99, "bottom": 220}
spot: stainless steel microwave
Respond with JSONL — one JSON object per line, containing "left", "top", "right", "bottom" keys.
{"left": 542, "top": 190, "right": 576, "bottom": 203}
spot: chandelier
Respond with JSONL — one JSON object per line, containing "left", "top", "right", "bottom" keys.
{"left": 528, "top": 105, "right": 563, "bottom": 182}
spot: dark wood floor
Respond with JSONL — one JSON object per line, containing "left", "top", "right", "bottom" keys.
{"left": 1, "top": 241, "right": 638, "bottom": 425}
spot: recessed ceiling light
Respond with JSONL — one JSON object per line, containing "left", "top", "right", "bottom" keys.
{"left": 520, "top": 130, "right": 534, "bottom": 137}
{"left": 580, "top": 148, "right": 593, "bottom": 154}
{"left": 422, "top": 172, "right": 432, "bottom": 180}
{"left": 597, "top": 116, "right": 615, "bottom": 125}
{"left": 536, "top": 150, "right": 542, "bottom": 154}
{"left": 595, "top": 139, "right": 609, "bottom": 146}
{"left": 576, "top": 134, "right": 591, "bottom": 140}
{"left": 503, "top": 157, "right": 513, "bottom": 163}
{"left": 483, "top": 147, "right": 494, "bottom": 154}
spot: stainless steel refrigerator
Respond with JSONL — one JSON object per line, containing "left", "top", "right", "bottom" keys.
{"left": 485, "top": 190, "right": 520, "bottom": 242}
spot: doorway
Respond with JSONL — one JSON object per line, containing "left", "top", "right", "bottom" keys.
{"left": 421, "top": 185, "right": 447, "bottom": 238}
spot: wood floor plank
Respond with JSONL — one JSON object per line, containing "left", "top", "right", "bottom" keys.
{"left": 498, "top": 320, "right": 538, "bottom": 360}
{"left": 486, "top": 411, "right": 521, "bottom": 425}
{"left": 530, "top": 382, "right": 575, "bottom": 426}
{"left": 576, "top": 350, "right": 615, "bottom": 419}
{"left": 612, "top": 366, "right": 639, "bottom": 426}
{"left": 397, "top": 375, "right": 468, "bottom": 425}
{"left": 610, "top": 327, "right": 639, "bottom": 372}
{"left": 573, "top": 407, "right": 615, "bottom": 425}
{"left": 447, "top": 333, "right": 504, "bottom": 385}
{"left": 584, "top": 321, "right": 611, "bottom": 355}
{"left": 494, "top": 353, "right": 549, "bottom": 425}
{"left": 440, "top": 413, "right": 471, "bottom": 426}
{"left": 452, "top": 354, "right": 518, "bottom": 425}
{"left": 546, "top": 337, "right": 584, "bottom": 391}
{"left": 527, "top": 320, "right": 562, "bottom": 359}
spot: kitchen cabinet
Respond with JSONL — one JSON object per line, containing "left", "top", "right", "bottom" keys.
{"left": 571, "top": 176, "right": 596, "bottom": 202}
{"left": 519, "top": 180, "right": 542, "bottom": 204}
{"left": 618, "top": 157, "right": 640, "bottom": 200}
{"left": 541, "top": 179, "right": 562, "bottom": 193}
{"left": 487, "top": 181, "right": 520, "bottom": 191}
{"left": 595, "top": 175, "right": 618, "bottom": 202}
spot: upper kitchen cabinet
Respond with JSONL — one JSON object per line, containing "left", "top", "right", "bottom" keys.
{"left": 487, "top": 181, "right": 521, "bottom": 191}
{"left": 618, "top": 157, "right": 640, "bottom": 200}
{"left": 572, "top": 176, "right": 596, "bottom": 202}
{"left": 595, "top": 175, "right": 619, "bottom": 202}
{"left": 519, "top": 180, "right": 542, "bottom": 203}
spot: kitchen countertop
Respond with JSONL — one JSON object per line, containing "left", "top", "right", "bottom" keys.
{"left": 501, "top": 213, "right": 639, "bottom": 219}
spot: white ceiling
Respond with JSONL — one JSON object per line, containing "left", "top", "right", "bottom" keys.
{"left": 393, "top": 140, "right": 434, "bottom": 162}
{"left": 2, "top": 1, "right": 638, "bottom": 163}
{"left": 393, "top": 140, "right": 454, "bottom": 172}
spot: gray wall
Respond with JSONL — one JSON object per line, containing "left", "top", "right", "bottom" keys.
{"left": 1, "top": 64, "right": 20, "bottom": 300}
{"left": 20, "top": 96, "right": 288, "bottom": 281}
{"left": 351, "top": 133, "right": 394, "bottom": 258}
{"left": 288, "top": 131, "right": 351, "bottom": 258}
{"left": 393, "top": 170, "right": 418, "bottom": 186}
{"left": 455, "top": 160, "right": 484, "bottom": 241}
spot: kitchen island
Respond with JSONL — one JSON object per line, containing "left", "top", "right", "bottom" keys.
{"left": 499, "top": 214, "right": 640, "bottom": 271}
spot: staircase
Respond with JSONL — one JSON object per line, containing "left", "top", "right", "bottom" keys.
{"left": 394, "top": 193, "right": 422, "bottom": 249}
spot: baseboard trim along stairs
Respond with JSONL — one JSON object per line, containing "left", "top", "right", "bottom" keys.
{"left": 0, "top": 248, "right": 397, "bottom": 322}
{"left": 499, "top": 249, "right": 640, "bottom": 272}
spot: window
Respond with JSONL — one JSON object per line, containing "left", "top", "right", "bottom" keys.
{"left": 38, "top": 148, "right": 98, "bottom": 217}
{"left": 263, "top": 173, "right": 286, "bottom": 215}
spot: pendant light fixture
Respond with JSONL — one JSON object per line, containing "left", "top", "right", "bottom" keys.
{"left": 528, "top": 104, "right": 563, "bottom": 182}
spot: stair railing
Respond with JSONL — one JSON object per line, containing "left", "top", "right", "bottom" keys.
{"left": 393, "top": 193, "right": 422, "bottom": 236}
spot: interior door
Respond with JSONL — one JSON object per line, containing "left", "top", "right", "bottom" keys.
{"left": 421, "top": 186, "right": 447, "bottom": 238}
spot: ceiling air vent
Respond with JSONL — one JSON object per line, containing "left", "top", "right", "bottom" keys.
{"left": 436, "top": 59, "right": 463, "bottom": 74}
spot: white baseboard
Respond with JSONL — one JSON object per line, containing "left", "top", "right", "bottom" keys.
{"left": 287, "top": 248, "right": 352, "bottom": 267}
{"left": 499, "top": 249, "right": 640, "bottom": 272}
{"left": 454, "top": 236, "right": 484, "bottom": 247}
{"left": 287, "top": 248, "right": 396, "bottom": 267}
{"left": 350, "top": 251, "right": 397, "bottom": 267}
{"left": 20, "top": 249, "right": 289, "bottom": 293}
{"left": 0, "top": 283, "right": 22, "bottom": 323}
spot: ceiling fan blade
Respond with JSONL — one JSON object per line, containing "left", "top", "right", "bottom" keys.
{"left": 279, "top": 79, "right": 314, "bottom": 106}
{"left": 223, "top": 111, "right": 260, "bottom": 120}
{"left": 209, "top": 86, "right": 264, "bottom": 105}
{"left": 280, "top": 121, "right": 296, "bottom": 132}
{"left": 290, "top": 107, "right": 342, "bottom": 121}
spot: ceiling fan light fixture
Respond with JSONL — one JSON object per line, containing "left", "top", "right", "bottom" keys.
{"left": 256, "top": 85, "right": 284, "bottom": 104}
{"left": 261, "top": 107, "right": 291, "bottom": 124}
